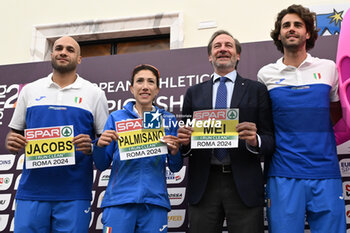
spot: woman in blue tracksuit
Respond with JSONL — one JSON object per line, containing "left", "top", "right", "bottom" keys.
{"left": 93, "top": 64, "right": 183, "bottom": 233}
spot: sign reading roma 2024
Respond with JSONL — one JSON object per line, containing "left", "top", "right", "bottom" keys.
{"left": 116, "top": 119, "right": 168, "bottom": 160}
{"left": 191, "top": 109, "right": 239, "bottom": 149}
{"left": 25, "top": 125, "right": 75, "bottom": 169}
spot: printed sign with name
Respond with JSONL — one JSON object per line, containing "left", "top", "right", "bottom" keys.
{"left": 116, "top": 119, "right": 167, "bottom": 160}
{"left": 191, "top": 109, "right": 239, "bottom": 149}
{"left": 24, "top": 125, "right": 75, "bottom": 169}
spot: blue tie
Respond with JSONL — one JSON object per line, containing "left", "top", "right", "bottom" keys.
{"left": 215, "top": 77, "right": 228, "bottom": 161}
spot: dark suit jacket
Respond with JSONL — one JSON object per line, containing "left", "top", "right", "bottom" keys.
{"left": 182, "top": 74, "right": 274, "bottom": 207}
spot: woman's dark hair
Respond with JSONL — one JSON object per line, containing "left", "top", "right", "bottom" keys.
{"left": 271, "top": 4, "right": 319, "bottom": 53}
{"left": 131, "top": 64, "right": 160, "bottom": 87}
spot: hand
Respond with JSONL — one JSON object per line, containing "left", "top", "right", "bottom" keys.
{"left": 72, "top": 134, "right": 93, "bottom": 154}
{"left": 161, "top": 135, "right": 180, "bottom": 155}
{"left": 6, "top": 130, "right": 27, "bottom": 154}
{"left": 236, "top": 122, "right": 258, "bottom": 147}
{"left": 97, "top": 130, "right": 119, "bottom": 147}
{"left": 177, "top": 126, "right": 193, "bottom": 146}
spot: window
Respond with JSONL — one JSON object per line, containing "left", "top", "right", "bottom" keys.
{"left": 31, "top": 13, "right": 183, "bottom": 62}
{"left": 80, "top": 34, "right": 170, "bottom": 57}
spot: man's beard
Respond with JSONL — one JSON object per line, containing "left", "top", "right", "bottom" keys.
{"left": 281, "top": 36, "right": 306, "bottom": 52}
{"left": 51, "top": 60, "right": 76, "bottom": 73}
{"left": 212, "top": 60, "right": 235, "bottom": 70}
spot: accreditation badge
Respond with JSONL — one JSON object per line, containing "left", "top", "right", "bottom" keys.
{"left": 116, "top": 118, "right": 168, "bottom": 160}
{"left": 191, "top": 109, "right": 239, "bottom": 149}
{"left": 24, "top": 125, "right": 75, "bottom": 169}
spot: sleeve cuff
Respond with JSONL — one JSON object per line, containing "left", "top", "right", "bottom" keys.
{"left": 246, "top": 134, "right": 261, "bottom": 154}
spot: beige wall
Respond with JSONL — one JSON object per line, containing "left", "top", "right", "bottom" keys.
{"left": 0, "top": 0, "right": 347, "bottom": 65}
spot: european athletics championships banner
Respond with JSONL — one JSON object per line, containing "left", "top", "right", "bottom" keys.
{"left": 1, "top": 35, "right": 348, "bottom": 232}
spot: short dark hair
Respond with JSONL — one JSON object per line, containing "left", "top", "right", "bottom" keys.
{"left": 271, "top": 4, "right": 319, "bottom": 53}
{"left": 207, "top": 30, "right": 242, "bottom": 55}
{"left": 131, "top": 64, "right": 160, "bottom": 87}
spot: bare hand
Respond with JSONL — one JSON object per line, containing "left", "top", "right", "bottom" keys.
{"left": 236, "top": 122, "right": 257, "bottom": 147}
{"left": 177, "top": 126, "right": 193, "bottom": 146}
{"left": 161, "top": 135, "right": 180, "bottom": 155}
{"left": 72, "top": 134, "right": 93, "bottom": 154}
{"left": 97, "top": 130, "right": 119, "bottom": 147}
{"left": 6, "top": 130, "right": 27, "bottom": 154}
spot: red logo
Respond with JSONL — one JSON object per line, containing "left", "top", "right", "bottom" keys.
{"left": 116, "top": 119, "right": 143, "bottom": 133}
{"left": 25, "top": 127, "right": 61, "bottom": 140}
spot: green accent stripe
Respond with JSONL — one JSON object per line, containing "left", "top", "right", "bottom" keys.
{"left": 192, "top": 135, "right": 238, "bottom": 140}
{"left": 120, "top": 142, "right": 164, "bottom": 152}
{"left": 26, "top": 152, "right": 74, "bottom": 161}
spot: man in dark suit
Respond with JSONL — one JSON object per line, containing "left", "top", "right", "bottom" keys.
{"left": 177, "top": 30, "right": 274, "bottom": 233}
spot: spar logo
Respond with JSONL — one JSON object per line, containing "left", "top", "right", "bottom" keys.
{"left": 25, "top": 126, "right": 72, "bottom": 140}
{"left": 227, "top": 109, "right": 238, "bottom": 120}
{"left": 193, "top": 109, "right": 226, "bottom": 120}
{"left": 116, "top": 119, "right": 143, "bottom": 133}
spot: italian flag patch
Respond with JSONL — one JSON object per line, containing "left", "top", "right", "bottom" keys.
{"left": 313, "top": 73, "right": 321, "bottom": 79}
{"left": 75, "top": 97, "right": 82, "bottom": 104}
{"left": 104, "top": 226, "right": 112, "bottom": 233}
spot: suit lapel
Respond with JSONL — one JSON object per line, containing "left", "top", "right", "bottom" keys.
{"left": 201, "top": 76, "right": 214, "bottom": 109}
{"left": 230, "top": 74, "right": 247, "bottom": 108}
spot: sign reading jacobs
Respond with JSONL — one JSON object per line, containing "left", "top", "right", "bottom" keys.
{"left": 191, "top": 109, "right": 239, "bottom": 149}
{"left": 24, "top": 125, "right": 75, "bottom": 169}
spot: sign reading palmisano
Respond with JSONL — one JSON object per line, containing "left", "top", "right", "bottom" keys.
{"left": 0, "top": 154, "right": 15, "bottom": 171}
{"left": 116, "top": 119, "right": 167, "bottom": 160}
{"left": 191, "top": 109, "right": 239, "bottom": 149}
{"left": 25, "top": 125, "right": 75, "bottom": 169}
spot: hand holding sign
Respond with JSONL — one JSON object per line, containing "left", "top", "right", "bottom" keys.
{"left": 6, "top": 130, "right": 27, "bottom": 154}
{"left": 236, "top": 122, "right": 257, "bottom": 147}
{"left": 160, "top": 135, "right": 180, "bottom": 155}
{"left": 177, "top": 126, "right": 193, "bottom": 146}
{"left": 97, "top": 130, "right": 119, "bottom": 147}
{"left": 73, "top": 134, "right": 93, "bottom": 154}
